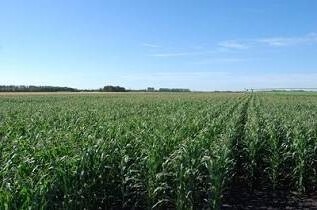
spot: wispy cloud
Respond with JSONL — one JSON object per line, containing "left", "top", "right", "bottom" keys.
{"left": 257, "top": 33, "right": 317, "bottom": 46}
{"left": 218, "top": 40, "right": 250, "bottom": 49}
{"left": 149, "top": 50, "right": 215, "bottom": 57}
{"left": 149, "top": 52, "right": 193, "bottom": 57}
{"left": 144, "top": 33, "right": 317, "bottom": 60}
{"left": 194, "top": 57, "right": 247, "bottom": 64}
{"left": 142, "top": 43, "right": 161, "bottom": 48}
{"left": 218, "top": 33, "right": 317, "bottom": 49}
{"left": 120, "top": 71, "right": 230, "bottom": 83}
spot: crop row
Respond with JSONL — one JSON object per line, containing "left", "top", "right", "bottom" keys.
{"left": 0, "top": 92, "right": 316, "bottom": 209}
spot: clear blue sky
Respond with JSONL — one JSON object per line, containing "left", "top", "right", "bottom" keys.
{"left": 1, "top": 0, "right": 317, "bottom": 90}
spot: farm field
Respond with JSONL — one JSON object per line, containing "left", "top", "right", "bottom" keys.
{"left": 0, "top": 92, "right": 317, "bottom": 209}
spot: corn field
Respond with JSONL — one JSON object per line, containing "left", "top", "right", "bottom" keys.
{"left": 0, "top": 92, "right": 316, "bottom": 209}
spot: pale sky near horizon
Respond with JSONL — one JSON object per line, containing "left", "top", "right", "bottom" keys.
{"left": 1, "top": 0, "right": 317, "bottom": 91}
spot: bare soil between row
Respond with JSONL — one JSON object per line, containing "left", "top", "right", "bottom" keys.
{"left": 222, "top": 188, "right": 317, "bottom": 209}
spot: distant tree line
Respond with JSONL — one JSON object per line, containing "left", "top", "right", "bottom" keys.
{"left": 0, "top": 85, "right": 78, "bottom": 92}
{"left": 102, "top": 86, "right": 126, "bottom": 92}
{"left": 158, "top": 88, "right": 191, "bottom": 92}
{"left": 0, "top": 85, "right": 191, "bottom": 92}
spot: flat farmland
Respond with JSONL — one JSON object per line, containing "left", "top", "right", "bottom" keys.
{"left": 0, "top": 92, "right": 316, "bottom": 209}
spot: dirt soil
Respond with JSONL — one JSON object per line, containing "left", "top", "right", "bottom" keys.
{"left": 222, "top": 188, "right": 317, "bottom": 210}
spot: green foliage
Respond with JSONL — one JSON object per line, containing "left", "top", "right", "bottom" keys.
{"left": 0, "top": 92, "right": 316, "bottom": 209}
